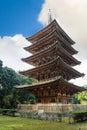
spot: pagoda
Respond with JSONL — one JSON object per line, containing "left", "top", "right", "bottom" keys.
{"left": 17, "top": 19, "right": 85, "bottom": 104}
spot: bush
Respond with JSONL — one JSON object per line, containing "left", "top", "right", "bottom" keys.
{"left": 57, "top": 113, "right": 62, "bottom": 122}
{"left": 0, "top": 108, "right": 17, "bottom": 116}
{"left": 72, "top": 111, "right": 87, "bottom": 122}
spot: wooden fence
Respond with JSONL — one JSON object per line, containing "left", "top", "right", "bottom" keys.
{"left": 18, "top": 104, "right": 87, "bottom": 113}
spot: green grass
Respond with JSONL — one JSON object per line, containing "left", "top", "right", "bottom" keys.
{"left": 0, "top": 115, "right": 87, "bottom": 130}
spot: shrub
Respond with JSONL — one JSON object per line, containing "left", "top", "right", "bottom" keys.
{"left": 57, "top": 113, "right": 62, "bottom": 122}
{"left": 72, "top": 111, "right": 87, "bottom": 122}
{"left": 0, "top": 108, "right": 17, "bottom": 116}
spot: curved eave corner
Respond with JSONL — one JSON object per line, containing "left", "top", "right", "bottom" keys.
{"left": 15, "top": 76, "right": 86, "bottom": 93}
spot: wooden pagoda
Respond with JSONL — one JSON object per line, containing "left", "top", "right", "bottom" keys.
{"left": 17, "top": 19, "right": 85, "bottom": 104}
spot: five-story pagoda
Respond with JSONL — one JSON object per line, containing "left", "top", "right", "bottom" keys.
{"left": 17, "top": 19, "right": 85, "bottom": 104}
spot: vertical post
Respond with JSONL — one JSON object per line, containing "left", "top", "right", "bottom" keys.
{"left": 48, "top": 9, "right": 53, "bottom": 24}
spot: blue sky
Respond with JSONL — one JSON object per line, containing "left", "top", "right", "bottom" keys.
{"left": 0, "top": 0, "right": 44, "bottom": 37}
{"left": 0, "top": 0, "right": 87, "bottom": 85}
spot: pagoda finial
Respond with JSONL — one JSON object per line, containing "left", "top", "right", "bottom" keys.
{"left": 48, "top": 9, "right": 53, "bottom": 24}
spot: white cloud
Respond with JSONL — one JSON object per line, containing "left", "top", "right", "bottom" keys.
{"left": 38, "top": 0, "right": 87, "bottom": 85}
{"left": 0, "top": 0, "right": 87, "bottom": 86}
{"left": 38, "top": 0, "right": 87, "bottom": 59}
{"left": 71, "top": 60, "right": 87, "bottom": 86}
{"left": 0, "top": 35, "right": 32, "bottom": 71}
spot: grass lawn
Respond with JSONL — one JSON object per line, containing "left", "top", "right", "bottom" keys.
{"left": 0, "top": 115, "right": 87, "bottom": 130}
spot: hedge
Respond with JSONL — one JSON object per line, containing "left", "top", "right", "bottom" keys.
{"left": 0, "top": 108, "right": 17, "bottom": 116}
{"left": 72, "top": 111, "right": 87, "bottom": 122}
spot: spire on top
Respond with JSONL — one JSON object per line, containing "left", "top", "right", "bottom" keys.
{"left": 48, "top": 9, "right": 53, "bottom": 24}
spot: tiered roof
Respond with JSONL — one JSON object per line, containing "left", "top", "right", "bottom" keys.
{"left": 25, "top": 30, "right": 78, "bottom": 55}
{"left": 16, "top": 76, "right": 85, "bottom": 96}
{"left": 21, "top": 56, "right": 84, "bottom": 81}
{"left": 17, "top": 19, "right": 85, "bottom": 102}
{"left": 27, "top": 20, "right": 75, "bottom": 45}
{"left": 23, "top": 41, "right": 80, "bottom": 67}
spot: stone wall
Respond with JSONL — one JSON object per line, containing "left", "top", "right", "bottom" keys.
{"left": 17, "top": 104, "right": 87, "bottom": 121}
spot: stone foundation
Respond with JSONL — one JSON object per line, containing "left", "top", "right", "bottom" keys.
{"left": 17, "top": 104, "right": 87, "bottom": 121}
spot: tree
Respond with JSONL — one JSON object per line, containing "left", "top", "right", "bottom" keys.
{"left": 78, "top": 92, "right": 87, "bottom": 104}
{"left": 72, "top": 94, "right": 80, "bottom": 104}
{"left": 1, "top": 67, "right": 20, "bottom": 94}
{"left": 0, "top": 60, "right": 36, "bottom": 108}
{"left": 72, "top": 85, "right": 87, "bottom": 104}
{"left": 0, "top": 60, "right": 3, "bottom": 84}
{"left": 0, "top": 60, "right": 3, "bottom": 75}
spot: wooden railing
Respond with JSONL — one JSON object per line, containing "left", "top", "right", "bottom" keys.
{"left": 18, "top": 104, "right": 87, "bottom": 113}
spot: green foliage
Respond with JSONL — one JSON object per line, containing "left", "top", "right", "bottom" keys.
{"left": 72, "top": 85, "right": 87, "bottom": 104}
{"left": 18, "top": 92, "right": 35, "bottom": 104}
{"left": 72, "top": 111, "right": 87, "bottom": 122}
{"left": 0, "top": 60, "right": 3, "bottom": 83}
{"left": 0, "top": 108, "right": 17, "bottom": 116}
{"left": 0, "top": 60, "right": 3, "bottom": 76}
{"left": 57, "top": 113, "right": 62, "bottom": 122}
{"left": 18, "top": 74, "right": 37, "bottom": 85}
{"left": 78, "top": 91, "right": 87, "bottom": 103}
{"left": 1, "top": 67, "right": 20, "bottom": 93}
{"left": 77, "top": 85, "right": 87, "bottom": 103}
{"left": 0, "top": 60, "right": 36, "bottom": 109}
{"left": 72, "top": 94, "right": 80, "bottom": 104}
